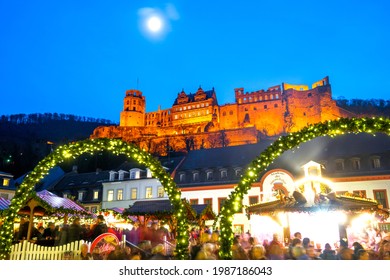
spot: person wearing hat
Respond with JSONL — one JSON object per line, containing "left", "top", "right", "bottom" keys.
{"left": 90, "top": 215, "right": 108, "bottom": 241}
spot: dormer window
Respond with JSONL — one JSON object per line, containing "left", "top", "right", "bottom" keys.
{"left": 220, "top": 169, "right": 228, "bottom": 180}
{"left": 2, "top": 178, "right": 10, "bottom": 187}
{"left": 206, "top": 171, "right": 213, "bottom": 181}
{"left": 351, "top": 158, "right": 361, "bottom": 170}
{"left": 130, "top": 168, "right": 141, "bottom": 179}
{"left": 78, "top": 191, "right": 84, "bottom": 201}
{"left": 192, "top": 172, "right": 199, "bottom": 182}
{"left": 335, "top": 159, "right": 345, "bottom": 171}
{"left": 109, "top": 171, "right": 117, "bottom": 181}
{"left": 235, "top": 168, "right": 242, "bottom": 177}
{"left": 158, "top": 186, "right": 164, "bottom": 198}
{"left": 179, "top": 173, "right": 186, "bottom": 183}
{"left": 371, "top": 157, "right": 381, "bottom": 169}
{"left": 118, "top": 170, "right": 128, "bottom": 181}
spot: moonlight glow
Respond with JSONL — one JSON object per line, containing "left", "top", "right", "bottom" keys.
{"left": 147, "top": 16, "right": 163, "bottom": 32}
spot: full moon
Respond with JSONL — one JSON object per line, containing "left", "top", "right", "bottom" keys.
{"left": 147, "top": 16, "right": 163, "bottom": 32}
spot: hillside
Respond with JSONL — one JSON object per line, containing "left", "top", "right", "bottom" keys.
{"left": 0, "top": 113, "right": 117, "bottom": 177}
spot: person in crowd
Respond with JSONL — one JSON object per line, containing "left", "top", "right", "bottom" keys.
{"left": 356, "top": 249, "right": 370, "bottom": 260}
{"left": 306, "top": 245, "right": 322, "bottom": 260}
{"left": 288, "top": 237, "right": 302, "bottom": 259}
{"left": 90, "top": 215, "right": 108, "bottom": 241}
{"left": 43, "top": 222, "right": 57, "bottom": 241}
{"left": 319, "top": 243, "right": 336, "bottom": 260}
{"left": 231, "top": 235, "right": 249, "bottom": 260}
{"left": 267, "top": 233, "right": 284, "bottom": 260}
{"left": 79, "top": 243, "right": 92, "bottom": 260}
{"left": 378, "top": 239, "right": 390, "bottom": 260}
{"left": 292, "top": 245, "right": 309, "bottom": 260}
{"left": 67, "top": 218, "right": 83, "bottom": 243}
{"left": 336, "top": 238, "right": 354, "bottom": 260}
{"left": 149, "top": 243, "right": 170, "bottom": 260}
{"left": 195, "top": 242, "right": 217, "bottom": 260}
{"left": 352, "top": 241, "right": 364, "bottom": 260}
{"left": 249, "top": 244, "right": 267, "bottom": 260}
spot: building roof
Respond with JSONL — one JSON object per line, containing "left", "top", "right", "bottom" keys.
{"left": 14, "top": 166, "right": 65, "bottom": 191}
{"left": 172, "top": 88, "right": 216, "bottom": 106}
{"left": 0, "top": 197, "right": 10, "bottom": 211}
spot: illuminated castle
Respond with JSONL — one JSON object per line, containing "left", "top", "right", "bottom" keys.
{"left": 92, "top": 76, "right": 354, "bottom": 154}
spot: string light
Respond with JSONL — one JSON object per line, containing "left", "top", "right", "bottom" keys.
{"left": 0, "top": 138, "right": 189, "bottom": 260}
{"left": 217, "top": 117, "right": 390, "bottom": 259}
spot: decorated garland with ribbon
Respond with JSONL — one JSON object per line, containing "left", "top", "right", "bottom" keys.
{"left": 0, "top": 138, "right": 189, "bottom": 260}
{"left": 217, "top": 117, "right": 390, "bottom": 259}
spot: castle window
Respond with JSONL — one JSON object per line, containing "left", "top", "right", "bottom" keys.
{"left": 238, "top": 99, "right": 242, "bottom": 104}
{"left": 254, "top": 107, "right": 257, "bottom": 110}
{"left": 180, "top": 107, "right": 182, "bottom": 111}
{"left": 243, "top": 98, "right": 247, "bottom": 102}
{"left": 201, "top": 103, "right": 204, "bottom": 107}
{"left": 274, "top": 104, "right": 278, "bottom": 108}
{"left": 174, "top": 115, "right": 178, "bottom": 119}
{"left": 244, "top": 108, "right": 248, "bottom": 111}
{"left": 270, "top": 94, "right": 274, "bottom": 100}
{"left": 265, "top": 96, "right": 268, "bottom": 100}
{"left": 183, "top": 106, "right": 186, "bottom": 110}
{"left": 275, "top": 94, "right": 279, "bottom": 99}
{"left": 222, "top": 112, "right": 226, "bottom": 116}
{"left": 264, "top": 105, "right": 268, "bottom": 109}
{"left": 303, "top": 112, "right": 306, "bottom": 116}
{"left": 206, "top": 103, "right": 209, "bottom": 106}
{"left": 259, "top": 96, "right": 263, "bottom": 101}
{"left": 197, "top": 104, "right": 199, "bottom": 108}
{"left": 308, "top": 93, "right": 312, "bottom": 97}
{"left": 229, "top": 111, "right": 233, "bottom": 115}
{"left": 254, "top": 97, "right": 258, "bottom": 101}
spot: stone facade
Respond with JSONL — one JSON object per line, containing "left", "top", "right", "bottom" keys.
{"left": 92, "top": 76, "right": 354, "bottom": 154}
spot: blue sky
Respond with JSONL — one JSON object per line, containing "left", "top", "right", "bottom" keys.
{"left": 1, "top": 0, "right": 389, "bottom": 123}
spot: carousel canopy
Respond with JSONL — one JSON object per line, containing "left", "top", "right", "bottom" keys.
{"left": 247, "top": 192, "right": 389, "bottom": 220}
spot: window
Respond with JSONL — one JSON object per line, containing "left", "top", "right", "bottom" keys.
{"left": 235, "top": 168, "right": 242, "bottom": 177}
{"left": 78, "top": 192, "right": 84, "bottom": 201}
{"left": 220, "top": 170, "right": 228, "bottom": 179}
{"left": 218, "top": 197, "right": 227, "bottom": 213}
{"left": 107, "top": 190, "right": 114, "bottom": 201}
{"left": 204, "top": 198, "right": 212, "bottom": 209}
{"left": 308, "top": 93, "right": 312, "bottom": 97}
{"left": 274, "top": 104, "right": 278, "bottom": 108}
{"left": 158, "top": 186, "right": 164, "bottom": 198}
{"left": 264, "top": 105, "right": 268, "bottom": 109}
{"left": 190, "top": 199, "right": 199, "bottom": 205}
{"left": 222, "top": 112, "right": 226, "bottom": 116}
{"left": 63, "top": 193, "right": 68, "bottom": 198}
{"left": 229, "top": 111, "right": 233, "bottom": 115}
{"left": 130, "top": 171, "right": 136, "bottom": 179}
{"left": 249, "top": 196, "right": 259, "bottom": 205}
{"left": 371, "top": 157, "right": 381, "bottom": 169}
{"left": 193, "top": 172, "right": 199, "bottom": 182}
{"left": 145, "top": 187, "right": 153, "bottom": 199}
{"left": 93, "top": 190, "right": 99, "bottom": 200}
{"left": 117, "top": 189, "right": 123, "bottom": 200}
{"left": 131, "top": 188, "right": 137, "bottom": 200}
{"left": 179, "top": 173, "right": 186, "bottom": 183}
{"left": 373, "top": 190, "right": 388, "bottom": 208}
{"left": 91, "top": 206, "right": 97, "bottom": 213}
{"left": 206, "top": 171, "right": 213, "bottom": 181}
{"left": 335, "top": 159, "right": 344, "bottom": 171}
{"left": 0, "top": 193, "right": 9, "bottom": 199}
{"left": 351, "top": 158, "right": 360, "bottom": 170}
{"left": 2, "top": 178, "right": 10, "bottom": 187}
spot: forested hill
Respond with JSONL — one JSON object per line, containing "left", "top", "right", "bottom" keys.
{"left": 336, "top": 98, "right": 390, "bottom": 117}
{"left": 0, "top": 113, "right": 117, "bottom": 177}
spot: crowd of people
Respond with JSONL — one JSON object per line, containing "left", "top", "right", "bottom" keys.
{"left": 10, "top": 216, "right": 390, "bottom": 260}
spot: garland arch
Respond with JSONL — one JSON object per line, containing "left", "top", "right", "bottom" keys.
{"left": 217, "top": 117, "right": 390, "bottom": 259}
{"left": 0, "top": 138, "right": 189, "bottom": 260}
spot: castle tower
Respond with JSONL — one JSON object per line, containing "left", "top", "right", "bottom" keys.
{"left": 120, "top": 89, "right": 146, "bottom": 127}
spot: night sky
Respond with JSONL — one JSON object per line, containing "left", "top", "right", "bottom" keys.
{"left": 1, "top": 0, "right": 389, "bottom": 123}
